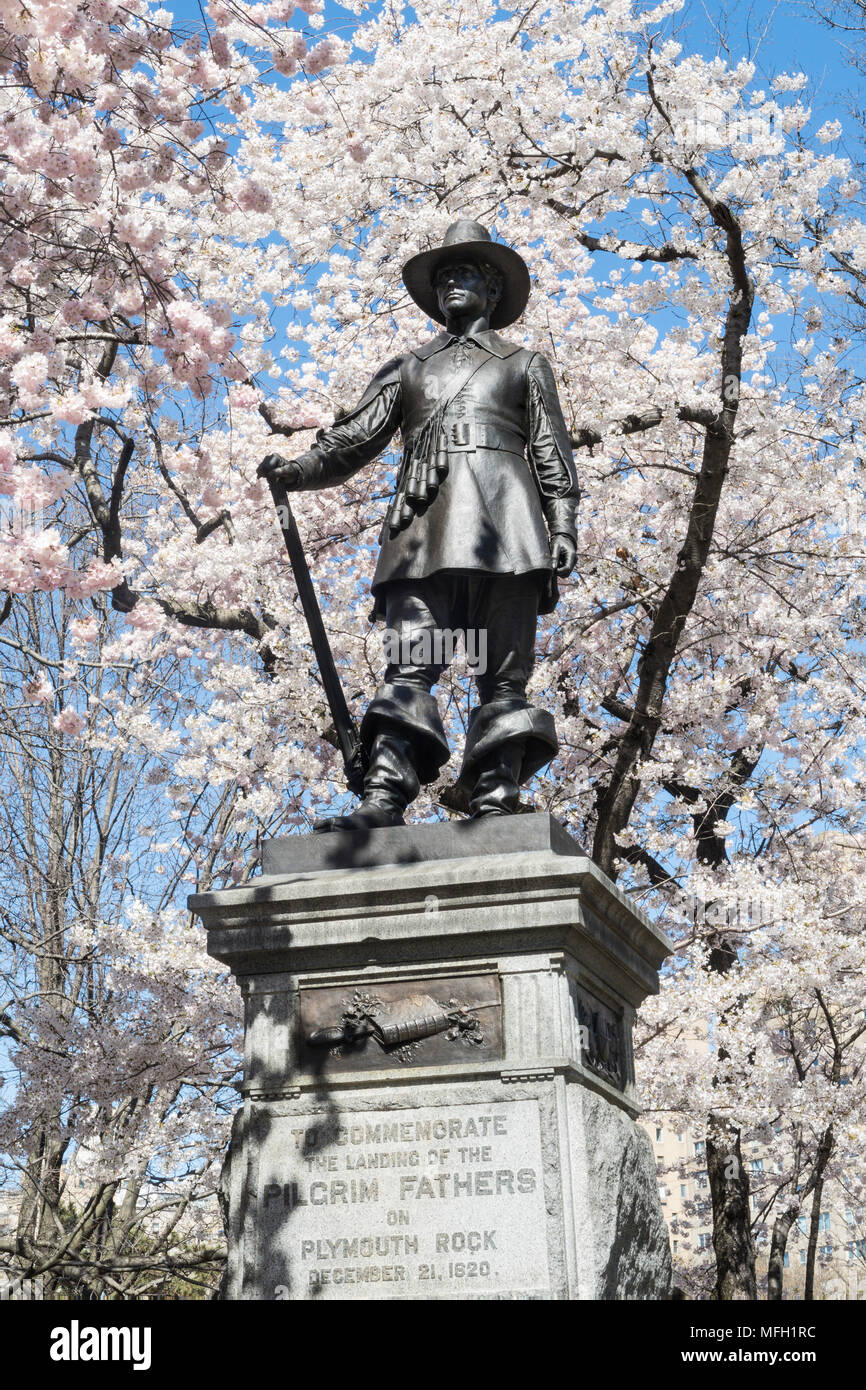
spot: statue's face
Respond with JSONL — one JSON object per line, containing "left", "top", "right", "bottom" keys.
{"left": 434, "top": 258, "right": 490, "bottom": 321}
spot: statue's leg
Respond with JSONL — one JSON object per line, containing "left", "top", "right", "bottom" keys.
{"left": 315, "top": 722, "right": 420, "bottom": 833}
{"left": 467, "top": 741, "right": 524, "bottom": 817}
{"left": 457, "top": 574, "right": 557, "bottom": 817}
{"left": 314, "top": 581, "right": 451, "bottom": 833}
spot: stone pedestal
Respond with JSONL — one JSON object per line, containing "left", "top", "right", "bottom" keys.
{"left": 189, "top": 814, "right": 673, "bottom": 1300}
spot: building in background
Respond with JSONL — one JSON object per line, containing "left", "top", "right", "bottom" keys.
{"left": 641, "top": 1122, "right": 866, "bottom": 1298}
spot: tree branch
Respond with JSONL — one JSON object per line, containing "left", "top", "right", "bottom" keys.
{"left": 590, "top": 67, "right": 755, "bottom": 876}
{"left": 546, "top": 196, "right": 699, "bottom": 262}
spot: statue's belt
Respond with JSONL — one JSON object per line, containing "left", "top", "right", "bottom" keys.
{"left": 407, "top": 419, "right": 526, "bottom": 455}
{"left": 386, "top": 419, "right": 529, "bottom": 533}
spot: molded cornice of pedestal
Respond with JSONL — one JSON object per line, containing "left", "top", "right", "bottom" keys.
{"left": 189, "top": 816, "right": 672, "bottom": 1008}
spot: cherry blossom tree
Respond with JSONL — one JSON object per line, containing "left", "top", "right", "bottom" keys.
{"left": 3, "top": 0, "right": 866, "bottom": 1298}
{"left": 0, "top": 589, "right": 249, "bottom": 1296}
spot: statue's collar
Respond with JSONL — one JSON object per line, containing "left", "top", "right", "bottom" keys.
{"left": 410, "top": 330, "right": 521, "bottom": 361}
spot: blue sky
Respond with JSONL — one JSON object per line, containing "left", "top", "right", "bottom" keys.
{"left": 674, "top": 1, "right": 863, "bottom": 142}
{"left": 167, "top": 0, "right": 862, "bottom": 107}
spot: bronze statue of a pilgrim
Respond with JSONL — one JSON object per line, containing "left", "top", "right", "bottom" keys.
{"left": 258, "top": 219, "right": 579, "bottom": 831}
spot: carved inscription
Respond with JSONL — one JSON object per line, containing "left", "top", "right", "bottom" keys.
{"left": 258, "top": 1101, "right": 549, "bottom": 1299}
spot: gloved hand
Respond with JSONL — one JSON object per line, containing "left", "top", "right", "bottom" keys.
{"left": 257, "top": 454, "right": 303, "bottom": 489}
{"left": 551, "top": 533, "right": 577, "bottom": 577}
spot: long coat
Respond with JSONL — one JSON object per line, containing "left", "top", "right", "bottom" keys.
{"left": 290, "top": 328, "right": 580, "bottom": 617}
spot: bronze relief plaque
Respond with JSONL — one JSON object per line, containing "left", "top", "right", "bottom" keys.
{"left": 576, "top": 984, "right": 624, "bottom": 1090}
{"left": 298, "top": 973, "right": 502, "bottom": 1072}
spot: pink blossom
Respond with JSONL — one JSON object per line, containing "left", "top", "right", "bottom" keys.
{"left": 0, "top": 463, "right": 72, "bottom": 509}
{"left": 210, "top": 31, "right": 230, "bottom": 68}
{"left": 22, "top": 676, "right": 54, "bottom": 704}
{"left": 236, "top": 180, "right": 272, "bottom": 214}
{"left": 11, "top": 352, "right": 50, "bottom": 395}
{"left": 69, "top": 617, "right": 100, "bottom": 645}
{"left": 305, "top": 40, "right": 334, "bottom": 75}
{"left": 230, "top": 384, "right": 258, "bottom": 409}
{"left": 346, "top": 136, "right": 369, "bottom": 163}
{"left": 52, "top": 394, "right": 91, "bottom": 425}
{"left": 78, "top": 295, "right": 110, "bottom": 320}
{"left": 65, "top": 559, "right": 122, "bottom": 598}
{"left": 53, "top": 708, "right": 86, "bottom": 737}
{"left": 95, "top": 83, "right": 123, "bottom": 110}
{"left": 0, "top": 318, "right": 21, "bottom": 361}
{"left": 126, "top": 601, "right": 164, "bottom": 632}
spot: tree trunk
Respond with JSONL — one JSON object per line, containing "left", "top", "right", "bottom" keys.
{"left": 804, "top": 1176, "right": 826, "bottom": 1300}
{"left": 767, "top": 1203, "right": 798, "bottom": 1300}
{"left": 708, "top": 1120, "right": 757, "bottom": 1299}
{"left": 802, "top": 1122, "right": 834, "bottom": 1299}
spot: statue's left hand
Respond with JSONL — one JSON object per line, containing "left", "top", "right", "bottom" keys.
{"left": 551, "top": 534, "right": 577, "bottom": 578}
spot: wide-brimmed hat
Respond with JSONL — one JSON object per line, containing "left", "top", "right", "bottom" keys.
{"left": 402, "top": 219, "right": 530, "bottom": 330}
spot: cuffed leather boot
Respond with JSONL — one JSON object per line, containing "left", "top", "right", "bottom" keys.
{"left": 468, "top": 740, "right": 524, "bottom": 818}
{"left": 315, "top": 727, "right": 420, "bottom": 833}
{"left": 454, "top": 699, "right": 557, "bottom": 811}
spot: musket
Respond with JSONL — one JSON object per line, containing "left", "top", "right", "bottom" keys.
{"left": 266, "top": 477, "right": 367, "bottom": 797}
